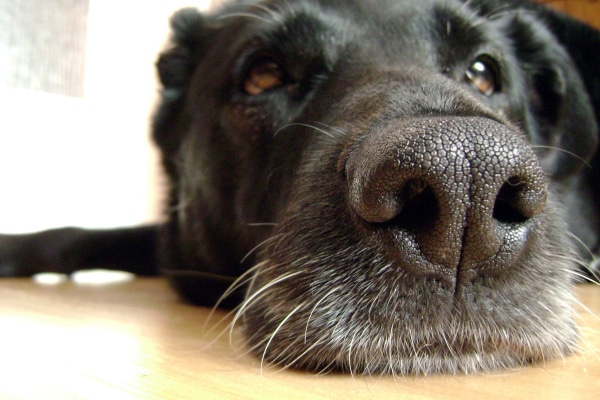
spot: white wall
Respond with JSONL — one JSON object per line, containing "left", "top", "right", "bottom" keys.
{"left": 0, "top": 1, "right": 213, "bottom": 233}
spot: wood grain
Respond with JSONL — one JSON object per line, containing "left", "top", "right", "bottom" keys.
{"left": 0, "top": 278, "right": 598, "bottom": 399}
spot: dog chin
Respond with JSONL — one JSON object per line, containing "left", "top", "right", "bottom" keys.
{"left": 235, "top": 165, "right": 579, "bottom": 374}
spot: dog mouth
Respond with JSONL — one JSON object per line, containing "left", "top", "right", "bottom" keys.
{"left": 239, "top": 236, "right": 578, "bottom": 375}
{"left": 154, "top": 1, "right": 595, "bottom": 375}
{"left": 234, "top": 115, "right": 578, "bottom": 375}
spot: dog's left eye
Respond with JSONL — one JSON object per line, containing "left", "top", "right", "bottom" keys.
{"left": 465, "top": 57, "right": 499, "bottom": 96}
{"left": 243, "top": 58, "right": 285, "bottom": 95}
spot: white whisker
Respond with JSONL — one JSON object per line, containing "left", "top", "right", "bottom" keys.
{"left": 261, "top": 304, "right": 304, "bottom": 373}
{"left": 273, "top": 122, "right": 340, "bottom": 140}
{"left": 531, "top": 145, "right": 592, "bottom": 169}
{"left": 230, "top": 270, "right": 304, "bottom": 344}
{"left": 204, "top": 260, "right": 274, "bottom": 330}
{"left": 217, "top": 12, "right": 272, "bottom": 24}
{"left": 304, "top": 287, "right": 340, "bottom": 344}
{"left": 247, "top": 222, "right": 278, "bottom": 227}
{"left": 271, "top": 336, "right": 328, "bottom": 373}
{"left": 241, "top": 234, "right": 284, "bottom": 264}
{"left": 310, "top": 121, "right": 348, "bottom": 137}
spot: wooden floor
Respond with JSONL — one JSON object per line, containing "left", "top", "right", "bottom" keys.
{"left": 1, "top": 277, "right": 598, "bottom": 399}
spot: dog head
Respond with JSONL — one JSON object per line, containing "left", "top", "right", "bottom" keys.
{"left": 153, "top": 0, "right": 599, "bottom": 374}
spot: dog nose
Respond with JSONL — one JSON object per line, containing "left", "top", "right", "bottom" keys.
{"left": 345, "top": 117, "right": 547, "bottom": 274}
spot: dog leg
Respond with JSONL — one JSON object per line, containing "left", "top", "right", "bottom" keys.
{"left": 0, "top": 225, "right": 159, "bottom": 277}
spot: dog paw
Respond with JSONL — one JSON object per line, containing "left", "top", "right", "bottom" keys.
{"left": 0, "top": 228, "right": 83, "bottom": 277}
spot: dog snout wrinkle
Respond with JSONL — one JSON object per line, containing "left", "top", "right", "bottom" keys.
{"left": 345, "top": 117, "right": 548, "bottom": 276}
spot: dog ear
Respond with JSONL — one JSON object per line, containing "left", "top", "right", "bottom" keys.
{"left": 500, "top": 1, "right": 600, "bottom": 180}
{"left": 528, "top": 8, "right": 600, "bottom": 179}
{"left": 532, "top": 7, "right": 600, "bottom": 181}
{"left": 532, "top": 4, "right": 600, "bottom": 127}
{"left": 473, "top": 0, "right": 599, "bottom": 180}
{"left": 510, "top": 11, "right": 599, "bottom": 180}
{"left": 153, "top": 8, "right": 219, "bottom": 152}
{"left": 156, "top": 8, "right": 210, "bottom": 88}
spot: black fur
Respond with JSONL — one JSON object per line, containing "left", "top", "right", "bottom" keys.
{"left": 2, "top": 0, "right": 600, "bottom": 375}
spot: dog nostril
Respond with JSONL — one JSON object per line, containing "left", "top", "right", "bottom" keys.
{"left": 392, "top": 180, "right": 438, "bottom": 231}
{"left": 493, "top": 176, "right": 546, "bottom": 224}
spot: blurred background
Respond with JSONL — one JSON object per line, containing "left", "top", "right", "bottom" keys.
{"left": 0, "top": 0, "right": 215, "bottom": 233}
{"left": 0, "top": 0, "right": 598, "bottom": 234}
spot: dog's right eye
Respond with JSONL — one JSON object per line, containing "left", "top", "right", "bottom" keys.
{"left": 465, "top": 56, "right": 500, "bottom": 96}
{"left": 243, "top": 58, "right": 285, "bottom": 95}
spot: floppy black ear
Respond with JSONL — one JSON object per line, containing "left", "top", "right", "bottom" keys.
{"left": 530, "top": 6, "right": 600, "bottom": 199}
{"left": 531, "top": 4, "right": 600, "bottom": 180}
{"left": 156, "top": 8, "right": 210, "bottom": 88}
{"left": 470, "top": 0, "right": 599, "bottom": 180}
{"left": 488, "top": 0, "right": 600, "bottom": 180}
{"left": 533, "top": 4, "right": 600, "bottom": 127}
{"left": 153, "top": 8, "right": 218, "bottom": 152}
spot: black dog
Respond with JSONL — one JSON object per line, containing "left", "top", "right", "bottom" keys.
{"left": 2, "top": 0, "right": 600, "bottom": 375}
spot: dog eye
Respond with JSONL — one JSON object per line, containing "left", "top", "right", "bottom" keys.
{"left": 243, "top": 58, "right": 285, "bottom": 95}
{"left": 465, "top": 57, "right": 499, "bottom": 96}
